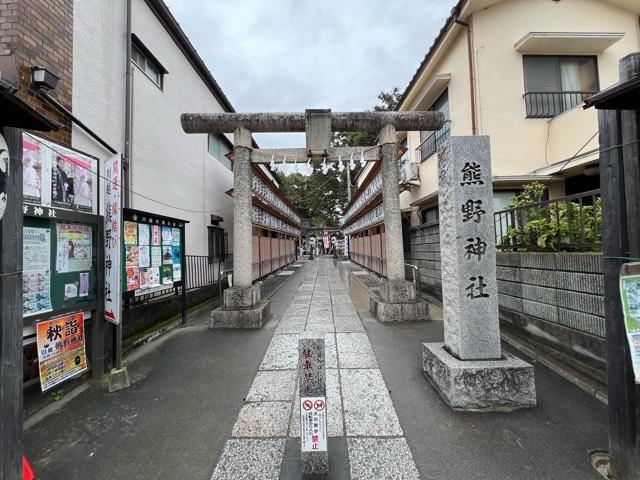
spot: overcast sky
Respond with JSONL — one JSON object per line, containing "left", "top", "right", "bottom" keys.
{"left": 164, "top": 0, "right": 452, "bottom": 151}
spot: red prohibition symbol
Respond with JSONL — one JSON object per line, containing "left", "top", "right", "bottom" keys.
{"left": 302, "top": 400, "right": 313, "bottom": 411}
{"left": 314, "top": 400, "right": 325, "bottom": 411}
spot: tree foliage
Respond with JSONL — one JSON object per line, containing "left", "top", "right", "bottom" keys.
{"left": 278, "top": 87, "right": 402, "bottom": 227}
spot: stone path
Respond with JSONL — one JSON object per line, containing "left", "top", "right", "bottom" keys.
{"left": 211, "top": 259, "right": 420, "bottom": 480}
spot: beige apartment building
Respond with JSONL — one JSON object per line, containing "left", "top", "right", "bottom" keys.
{"left": 394, "top": 0, "right": 640, "bottom": 226}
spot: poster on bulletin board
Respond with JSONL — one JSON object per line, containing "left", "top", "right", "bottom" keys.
{"left": 121, "top": 209, "right": 188, "bottom": 298}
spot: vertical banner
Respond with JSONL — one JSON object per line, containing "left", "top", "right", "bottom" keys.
{"left": 0, "top": 133, "right": 8, "bottom": 222}
{"left": 104, "top": 154, "right": 122, "bottom": 324}
{"left": 36, "top": 312, "right": 88, "bottom": 391}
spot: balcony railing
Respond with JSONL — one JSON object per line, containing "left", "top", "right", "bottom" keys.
{"left": 494, "top": 189, "right": 602, "bottom": 251}
{"left": 416, "top": 120, "right": 451, "bottom": 163}
{"left": 524, "top": 91, "right": 597, "bottom": 118}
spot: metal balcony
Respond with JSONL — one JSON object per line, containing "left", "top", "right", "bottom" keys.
{"left": 524, "top": 91, "right": 597, "bottom": 118}
{"left": 416, "top": 120, "right": 451, "bottom": 163}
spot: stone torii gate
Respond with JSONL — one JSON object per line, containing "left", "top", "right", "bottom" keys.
{"left": 181, "top": 109, "right": 443, "bottom": 327}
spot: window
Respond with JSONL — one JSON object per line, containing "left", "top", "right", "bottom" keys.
{"left": 420, "top": 90, "right": 450, "bottom": 143}
{"left": 207, "top": 227, "right": 226, "bottom": 260}
{"left": 422, "top": 207, "right": 439, "bottom": 225}
{"left": 208, "top": 133, "right": 232, "bottom": 171}
{"left": 523, "top": 55, "right": 599, "bottom": 117}
{"left": 417, "top": 89, "right": 451, "bottom": 162}
{"left": 131, "top": 37, "right": 166, "bottom": 88}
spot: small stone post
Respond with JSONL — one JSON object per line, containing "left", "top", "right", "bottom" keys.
{"left": 422, "top": 136, "right": 536, "bottom": 411}
{"left": 299, "top": 336, "right": 328, "bottom": 477}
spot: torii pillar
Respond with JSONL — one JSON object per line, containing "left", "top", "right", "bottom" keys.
{"left": 213, "top": 126, "right": 270, "bottom": 328}
{"left": 369, "top": 123, "right": 429, "bottom": 322}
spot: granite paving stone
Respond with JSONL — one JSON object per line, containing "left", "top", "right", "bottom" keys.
{"left": 341, "top": 369, "right": 403, "bottom": 436}
{"left": 260, "top": 334, "right": 299, "bottom": 370}
{"left": 246, "top": 370, "right": 297, "bottom": 402}
{"left": 347, "top": 438, "right": 420, "bottom": 480}
{"left": 232, "top": 402, "right": 292, "bottom": 438}
{"left": 211, "top": 439, "right": 286, "bottom": 480}
{"left": 336, "top": 333, "right": 378, "bottom": 368}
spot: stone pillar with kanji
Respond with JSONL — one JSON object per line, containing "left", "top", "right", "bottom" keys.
{"left": 422, "top": 136, "right": 536, "bottom": 411}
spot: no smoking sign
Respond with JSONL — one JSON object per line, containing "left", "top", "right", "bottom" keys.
{"left": 300, "top": 396, "right": 327, "bottom": 452}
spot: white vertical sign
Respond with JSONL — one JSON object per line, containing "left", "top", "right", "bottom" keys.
{"left": 300, "top": 396, "right": 327, "bottom": 452}
{"left": 0, "top": 133, "right": 9, "bottom": 222}
{"left": 104, "top": 154, "right": 122, "bottom": 324}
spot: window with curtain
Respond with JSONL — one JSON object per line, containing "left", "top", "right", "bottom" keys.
{"left": 523, "top": 56, "right": 599, "bottom": 117}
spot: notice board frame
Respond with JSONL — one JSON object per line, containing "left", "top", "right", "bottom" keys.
{"left": 121, "top": 209, "right": 189, "bottom": 318}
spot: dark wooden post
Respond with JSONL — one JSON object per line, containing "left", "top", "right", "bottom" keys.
{"left": 599, "top": 53, "right": 640, "bottom": 480}
{"left": 0, "top": 127, "right": 24, "bottom": 479}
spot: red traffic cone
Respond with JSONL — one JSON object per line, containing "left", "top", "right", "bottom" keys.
{"left": 22, "top": 456, "right": 35, "bottom": 480}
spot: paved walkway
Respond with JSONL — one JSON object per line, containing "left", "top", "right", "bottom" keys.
{"left": 23, "top": 257, "right": 608, "bottom": 479}
{"left": 211, "top": 259, "right": 419, "bottom": 479}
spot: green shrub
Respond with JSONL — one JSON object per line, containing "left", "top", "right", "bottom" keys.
{"left": 497, "top": 182, "right": 601, "bottom": 252}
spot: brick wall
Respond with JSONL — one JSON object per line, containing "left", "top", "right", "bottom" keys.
{"left": 0, "top": 0, "right": 73, "bottom": 146}
{"left": 407, "top": 223, "right": 607, "bottom": 385}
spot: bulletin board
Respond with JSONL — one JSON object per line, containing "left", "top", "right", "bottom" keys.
{"left": 22, "top": 210, "right": 99, "bottom": 324}
{"left": 121, "top": 208, "right": 188, "bottom": 299}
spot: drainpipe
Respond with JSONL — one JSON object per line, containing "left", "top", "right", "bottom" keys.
{"left": 453, "top": 12, "right": 478, "bottom": 135}
{"left": 123, "top": 0, "right": 133, "bottom": 207}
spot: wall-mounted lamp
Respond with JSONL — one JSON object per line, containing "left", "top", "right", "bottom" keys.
{"left": 30, "top": 67, "right": 59, "bottom": 91}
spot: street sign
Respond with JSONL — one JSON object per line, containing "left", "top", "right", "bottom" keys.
{"left": 300, "top": 396, "right": 327, "bottom": 452}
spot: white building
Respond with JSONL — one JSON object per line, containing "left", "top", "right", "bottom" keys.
{"left": 72, "top": 0, "right": 244, "bottom": 256}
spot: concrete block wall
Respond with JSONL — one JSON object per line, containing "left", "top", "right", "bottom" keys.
{"left": 405, "top": 222, "right": 442, "bottom": 296}
{"left": 408, "top": 223, "right": 607, "bottom": 384}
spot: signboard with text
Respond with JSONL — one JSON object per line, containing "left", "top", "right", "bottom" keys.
{"left": 36, "top": 312, "right": 87, "bottom": 391}
{"left": 619, "top": 271, "right": 640, "bottom": 383}
{"left": 104, "top": 154, "right": 122, "bottom": 324}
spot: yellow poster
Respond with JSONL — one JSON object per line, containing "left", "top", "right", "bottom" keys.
{"left": 36, "top": 312, "right": 87, "bottom": 391}
{"left": 124, "top": 220, "right": 138, "bottom": 245}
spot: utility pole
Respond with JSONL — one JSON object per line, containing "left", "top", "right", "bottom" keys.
{"left": 0, "top": 126, "right": 24, "bottom": 480}
{"left": 346, "top": 166, "right": 352, "bottom": 201}
{"left": 595, "top": 53, "right": 640, "bottom": 480}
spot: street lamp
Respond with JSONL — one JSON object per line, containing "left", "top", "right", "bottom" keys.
{"left": 30, "top": 66, "right": 59, "bottom": 92}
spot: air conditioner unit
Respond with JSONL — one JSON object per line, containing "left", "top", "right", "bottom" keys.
{"left": 400, "top": 161, "right": 420, "bottom": 186}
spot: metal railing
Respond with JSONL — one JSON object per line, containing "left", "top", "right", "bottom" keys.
{"left": 416, "top": 120, "right": 451, "bottom": 163}
{"left": 524, "top": 91, "right": 597, "bottom": 118}
{"left": 494, "top": 189, "right": 602, "bottom": 251}
{"left": 185, "top": 255, "right": 222, "bottom": 291}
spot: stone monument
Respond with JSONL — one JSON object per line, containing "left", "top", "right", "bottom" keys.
{"left": 422, "top": 136, "right": 536, "bottom": 411}
{"left": 298, "top": 336, "right": 328, "bottom": 477}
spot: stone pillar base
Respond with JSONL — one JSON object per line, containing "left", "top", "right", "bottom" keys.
{"left": 107, "top": 367, "right": 130, "bottom": 392}
{"left": 422, "top": 342, "right": 536, "bottom": 412}
{"left": 379, "top": 278, "right": 416, "bottom": 303}
{"left": 223, "top": 284, "right": 261, "bottom": 310}
{"left": 370, "top": 294, "right": 429, "bottom": 322}
{"left": 211, "top": 300, "right": 271, "bottom": 329}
